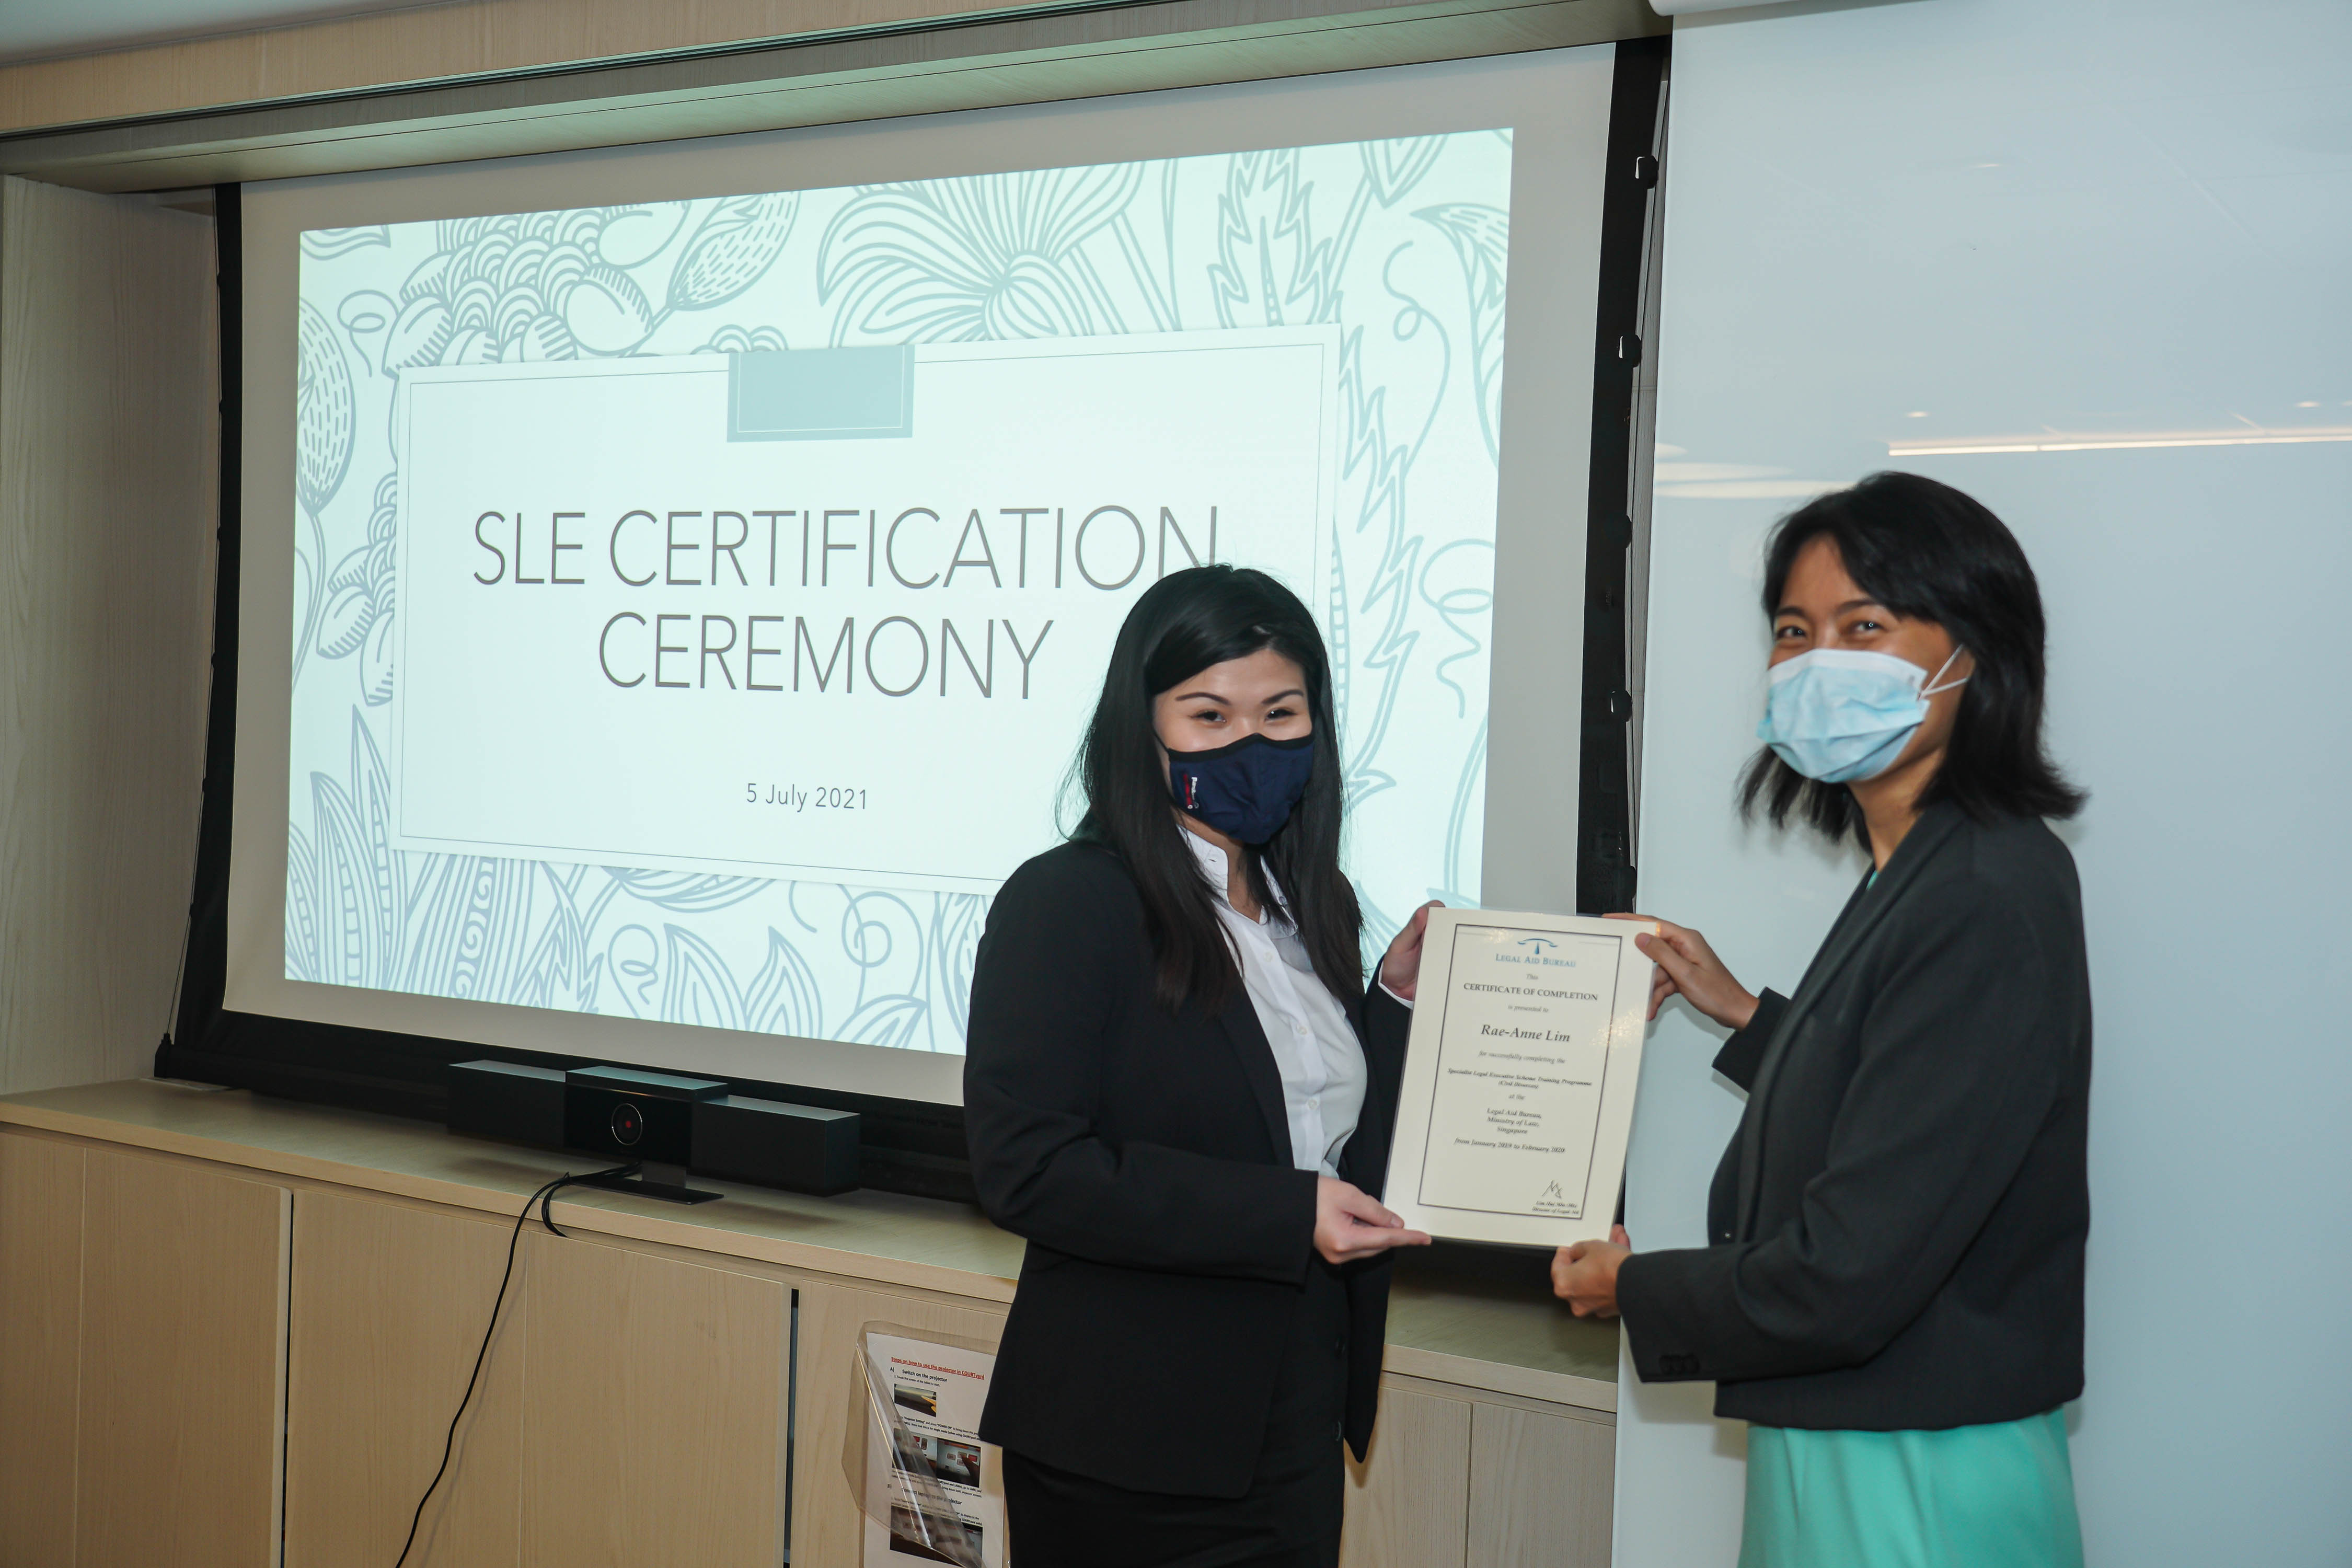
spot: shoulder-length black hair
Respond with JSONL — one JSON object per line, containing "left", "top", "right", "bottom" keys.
{"left": 1074, "top": 564, "right": 1361, "bottom": 1013}
{"left": 1741, "top": 471, "right": 2085, "bottom": 843}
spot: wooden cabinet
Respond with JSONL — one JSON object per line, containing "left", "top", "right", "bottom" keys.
{"left": 0, "top": 1133, "right": 89, "bottom": 1568}
{"left": 518, "top": 1233, "right": 788, "bottom": 1568}
{"left": 0, "top": 1137, "right": 291, "bottom": 1568}
{"left": 790, "top": 1279, "right": 1010, "bottom": 1567}
{"left": 0, "top": 1095, "right": 1617, "bottom": 1568}
{"left": 76, "top": 1151, "right": 292, "bottom": 1568}
{"left": 283, "top": 1191, "right": 529, "bottom": 1566}
{"left": 1342, "top": 1378, "right": 1616, "bottom": 1568}
{"left": 1468, "top": 1400, "right": 1617, "bottom": 1568}
{"left": 283, "top": 1190, "right": 790, "bottom": 1568}
{"left": 1344, "top": 1382, "right": 1474, "bottom": 1568}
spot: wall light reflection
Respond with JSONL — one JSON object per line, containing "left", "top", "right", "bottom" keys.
{"left": 1889, "top": 427, "right": 2352, "bottom": 456}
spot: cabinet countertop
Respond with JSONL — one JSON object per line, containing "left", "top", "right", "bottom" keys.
{"left": 0, "top": 1077, "right": 1618, "bottom": 1411}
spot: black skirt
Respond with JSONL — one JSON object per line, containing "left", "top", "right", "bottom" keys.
{"left": 1002, "top": 1259, "right": 1350, "bottom": 1568}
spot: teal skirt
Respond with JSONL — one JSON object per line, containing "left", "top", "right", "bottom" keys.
{"left": 1739, "top": 1410, "right": 2083, "bottom": 1568}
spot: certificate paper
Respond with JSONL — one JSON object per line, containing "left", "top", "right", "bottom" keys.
{"left": 1383, "top": 909, "right": 1657, "bottom": 1248}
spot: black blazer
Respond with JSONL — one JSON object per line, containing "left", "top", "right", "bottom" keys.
{"left": 1616, "top": 803, "right": 2092, "bottom": 1430}
{"left": 963, "top": 840, "right": 1411, "bottom": 1498}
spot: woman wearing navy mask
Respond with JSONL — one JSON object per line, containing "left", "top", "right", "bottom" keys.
{"left": 965, "top": 564, "right": 1437, "bottom": 1568}
{"left": 1552, "top": 474, "right": 2092, "bottom": 1567}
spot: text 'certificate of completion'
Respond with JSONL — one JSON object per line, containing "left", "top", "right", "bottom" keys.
{"left": 1384, "top": 909, "right": 1656, "bottom": 1249}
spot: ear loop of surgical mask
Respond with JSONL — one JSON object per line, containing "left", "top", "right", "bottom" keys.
{"left": 1919, "top": 648, "right": 1970, "bottom": 698}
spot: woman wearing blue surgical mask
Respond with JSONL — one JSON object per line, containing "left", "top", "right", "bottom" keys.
{"left": 964, "top": 564, "right": 1436, "bottom": 1568}
{"left": 1551, "top": 473, "right": 2091, "bottom": 1568}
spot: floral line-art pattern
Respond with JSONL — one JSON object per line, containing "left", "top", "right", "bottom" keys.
{"left": 292, "top": 133, "right": 1511, "bottom": 1053}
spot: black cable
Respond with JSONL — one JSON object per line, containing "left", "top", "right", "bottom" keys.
{"left": 393, "top": 1163, "right": 637, "bottom": 1568}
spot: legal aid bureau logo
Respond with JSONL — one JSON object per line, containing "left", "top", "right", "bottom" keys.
{"left": 1510, "top": 936, "right": 1574, "bottom": 970}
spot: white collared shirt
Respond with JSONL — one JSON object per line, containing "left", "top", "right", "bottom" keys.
{"left": 1184, "top": 829, "right": 1368, "bottom": 1177}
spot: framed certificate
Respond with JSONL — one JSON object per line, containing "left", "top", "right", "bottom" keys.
{"left": 1383, "top": 909, "right": 1657, "bottom": 1248}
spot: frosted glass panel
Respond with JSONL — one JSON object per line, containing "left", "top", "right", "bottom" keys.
{"left": 1624, "top": 4, "right": 2352, "bottom": 1566}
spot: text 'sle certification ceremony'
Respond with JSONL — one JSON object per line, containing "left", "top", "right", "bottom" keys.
{"left": 1384, "top": 910, "right": 1657, "bottom": 1248}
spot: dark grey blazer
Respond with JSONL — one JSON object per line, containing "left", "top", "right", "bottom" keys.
{"left": 1616, "top": 802, "right": 2091, "bottom": 1429}
{"left": 963, "top": 840, "right": 1411, "bottom": 1497}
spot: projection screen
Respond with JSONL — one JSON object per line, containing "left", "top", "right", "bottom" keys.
{"left": 227, "top": 48, "right": 1619, "bottom": 1106}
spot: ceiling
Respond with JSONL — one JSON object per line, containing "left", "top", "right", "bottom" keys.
{"left": 0, "top": 0, "right": 426, "bottom": 65}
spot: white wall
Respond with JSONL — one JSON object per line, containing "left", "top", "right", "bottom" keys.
{"left": 1617, "top": 2, "right": 2352, "bottom": 1564}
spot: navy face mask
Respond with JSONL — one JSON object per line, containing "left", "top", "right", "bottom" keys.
{"left": 1167, "top": 732, "right": 1316, "bottom": 845}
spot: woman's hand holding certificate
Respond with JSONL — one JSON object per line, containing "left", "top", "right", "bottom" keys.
{"left": 1378, "top": 900, "right": 1445, "bottom": 1002}
{"left": 1313, "top": 1178, "right": 1431, "bottom": 1265}
{"left": 1552, "top": 1224, "right": 1632, "bottom": 1318}
{"left": 1611, "top": 913, "right": 1757, "bottom": 1029}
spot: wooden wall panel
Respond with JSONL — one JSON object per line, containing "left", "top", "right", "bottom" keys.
{"left": 284, "top": 1190, "right": 526, "bottom": 1568}
{"left": 519, "top": 1235, "right": 788, "bottom": 1568}
{"left": 0, "top": 1132, "right": 87, "bottom": 1567}
{"left": 791, "top": 1279, "right": 1007, "bottom": 1568}
{"left": 0, "top": 0, "right": 1029, "bottom": 135}
{"left": 0, "top": 175, "right": 217, "bottom": 1095}
{"left": 1466, "top": 1401, "right": 1615, "bottom": 1568}
{"left": 74, "top": 1148, "right": 290, "bottom": 1568}
{"left": 1342, "top": 1380, "right": 1473, "bottom": 1568}
{"left": 0, "top": 0, "right": 1658, "bottom": 145}
{"left": 0, "top": 0, "right": 1665, "bottom": 194}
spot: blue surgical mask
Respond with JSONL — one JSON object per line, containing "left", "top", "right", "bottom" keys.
{"left": 1168, "top": 732, "right": 1316, "bottom": 844}
{"left": 1757, "top": 647, "right": 1968, "bottom": 783}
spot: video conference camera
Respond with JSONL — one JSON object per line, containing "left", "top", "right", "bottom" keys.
{"left": 447, "top": 1058, "right": 862, "bottom": 1203}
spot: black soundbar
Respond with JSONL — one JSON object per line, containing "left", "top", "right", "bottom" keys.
{"left": 695, "top": 1093, "right": 862, "bottom": 1196}
{"left": 446, "top": 1059, "right": 564, "bottom": 1148}
{"left": 448, "top": 1059, "right": 861, "bottom": 1198}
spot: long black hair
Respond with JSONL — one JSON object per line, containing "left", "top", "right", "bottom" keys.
{"left": 1074, "top": 564, "right": 1361, "bottom": 1013}
{"left": 1741, "top": 471, "right": 2085, "bottom": 842}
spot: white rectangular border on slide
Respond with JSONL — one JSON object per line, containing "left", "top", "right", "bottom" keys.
{"left": 384, "top": 329, "right": 1340, "bottom": 894}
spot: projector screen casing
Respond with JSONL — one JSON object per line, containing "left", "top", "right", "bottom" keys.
{"left": 172, "top": 45, "right": 1656, "bottom": 1154}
